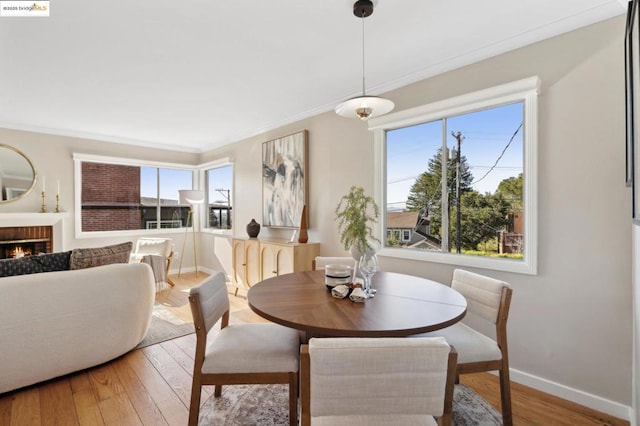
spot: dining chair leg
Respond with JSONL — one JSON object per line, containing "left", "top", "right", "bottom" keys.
{"left": 188, "top": 383, "right": 202, "bottom": 426}
{"left": 289, "top": 372, "right": 298, "bottom": 426}
{"left": 499, "top": 366, "right": 513, "bottom": 426}
{"left": 300, "top": 346, "right": 311, "bottom": 426}
{"left": 214, "top": 384, "right": 222, "bottom": 397}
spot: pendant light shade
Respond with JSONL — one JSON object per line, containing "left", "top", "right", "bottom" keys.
{"left": 335, "top": 95, "right": 395, "bottom": 120}
{"left": 335, "top": 0, "right": 394, "bottom": 121}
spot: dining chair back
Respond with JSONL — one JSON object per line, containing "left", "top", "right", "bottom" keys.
{"left": 300, "top": 336, "right": 457, "bottom": 426}
{"left": 416, "top": 269, "right": 513, "bottom": 425}
{"left": 188, "top": 272, "right": 300, "bottom": 426}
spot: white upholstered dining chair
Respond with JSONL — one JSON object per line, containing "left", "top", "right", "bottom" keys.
{"left": 416, "top": 268, "right": 513, "bottom": 425}
{"left": 300, "top": 336, "right": 457, "bottom": 426}
{"left": 188, "top": 272, "right": 300, "bottom": 426}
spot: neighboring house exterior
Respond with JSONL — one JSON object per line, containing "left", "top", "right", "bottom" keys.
{"left": 386, "top": 211, "right": 438, "bottom": 248}
{"left": 79, "top": 161, "right": 188, "bottom": 232}
{"left": 386, "top": 211, "right": 419, "bottom": 244}
{"left": 80, "top": 163, "right": 231, "bottom": 231}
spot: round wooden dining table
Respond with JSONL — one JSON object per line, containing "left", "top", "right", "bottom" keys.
{"left": 247, "top": 270, "right": 467, "bottom": 339}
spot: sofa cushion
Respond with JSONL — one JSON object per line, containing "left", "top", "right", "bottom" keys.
{"left": 0, "top": 251, "right": 72, "bottom": 277}
{"left": 70, "top": 242, "right": 133, "bottom": 270}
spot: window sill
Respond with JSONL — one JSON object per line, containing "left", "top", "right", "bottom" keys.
{"left": 378, "top": 246, "right": 536, "bottom": 275}
{"left": 201, "top": 228, "right": 233, "bottom": 237}
{"left": 75, "top": 228, "right": 186, "bottom": 239}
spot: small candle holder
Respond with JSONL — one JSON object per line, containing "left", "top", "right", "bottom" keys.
{"left": 40, "top": 191, "right": 47, "bottom": 213}
{"left": 55, "top": 194, "right": 60, "bottom": 213}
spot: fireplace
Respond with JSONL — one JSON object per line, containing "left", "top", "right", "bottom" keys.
{"left": 0, "top": 226, "right": 53, "bottom": 259}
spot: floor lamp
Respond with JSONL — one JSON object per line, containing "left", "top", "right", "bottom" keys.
{"left": 178, "top": 189, "right": 205, "bottom": 277}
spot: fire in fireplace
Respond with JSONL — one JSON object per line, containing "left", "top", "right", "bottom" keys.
{"left": 1, "top": 241, "right": 46, "bottom": 259}
{"left": 12, "top": 245, "right": 30, "bottom": 258}
{"left": 0, "top": 226, "right": 52, "bottom": 259}
{"left": 4, "top": 243, "right": 39, "bottom": 259}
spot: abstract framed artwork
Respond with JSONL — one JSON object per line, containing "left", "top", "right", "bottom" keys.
{"left": 262, "top": 130, "right": 308, "bottom": 228}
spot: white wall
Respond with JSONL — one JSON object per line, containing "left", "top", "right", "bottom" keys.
{"left": 0, "top": 15, "right": 633, "bottom": 418}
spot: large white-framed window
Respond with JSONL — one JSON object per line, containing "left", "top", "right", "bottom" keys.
{"left": 369, "top": 77, "right": 539, "bottom": 275}
{"left": 73, "top": 153, "right": 195, "bottom": 238}
{"left": 201, "top": 158, "right": 234, "bottom": 234}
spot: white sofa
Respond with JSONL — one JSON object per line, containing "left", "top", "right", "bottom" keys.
{"left": 0, "top": 262, "right": 155, "bottom": 394}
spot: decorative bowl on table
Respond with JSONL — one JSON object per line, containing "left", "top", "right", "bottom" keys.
{"left": 324, "top": 264, "right": 353, "bottom": 290}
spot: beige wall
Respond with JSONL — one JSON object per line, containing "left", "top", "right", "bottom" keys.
{"left": 0, "top": 15, "right": 633, "bottom": 417}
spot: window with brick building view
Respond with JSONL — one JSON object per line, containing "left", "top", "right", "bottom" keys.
{"left": 80, "top": 162, "right": 193, "bottom": 232}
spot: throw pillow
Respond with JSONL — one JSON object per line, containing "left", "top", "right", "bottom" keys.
{"left": 0, "top": 251, "right": 72, "bottom": 277}
{"left": 69, "top": 241, "right": 133, "bottom": 270}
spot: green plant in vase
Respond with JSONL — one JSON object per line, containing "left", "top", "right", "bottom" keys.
{"left": 335, "top": 185, "right": 380, "bottom": 259}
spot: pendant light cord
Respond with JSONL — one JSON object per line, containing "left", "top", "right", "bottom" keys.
{"left": 361, "top": 10, "right": 366, "bottom": 96}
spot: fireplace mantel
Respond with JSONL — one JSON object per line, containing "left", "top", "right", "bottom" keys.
{"left": 0, "top": 212, "right": 69, "bottom": 252}
{"left": 0, "top": 212, "right": 69, "bottom": 226}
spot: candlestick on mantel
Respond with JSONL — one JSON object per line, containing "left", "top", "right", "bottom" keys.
{"left": 42, "top": 175, "right": 45, "bottom": 192}
{"left": 41, "top": 191, "right": 47, "bottom": 213}
{"left": 55, "top": 179, "right": 61, "bottom": 212}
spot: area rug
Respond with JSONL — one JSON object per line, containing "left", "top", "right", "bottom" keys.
{"left": 136, "top": 303, "right": 194, "bottom": 348}
{"left": 198, "top": 383, "right": 502, "bottom": 425}
{"left": 451, "top": 384, "right": 503, "bottom": 425}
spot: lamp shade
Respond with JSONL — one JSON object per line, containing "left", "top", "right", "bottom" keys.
{"left": 179, "top": 189, "right": 205, "bottom": 205}
{"left": 335, "top": 95, "right": 395, "bottom": 120}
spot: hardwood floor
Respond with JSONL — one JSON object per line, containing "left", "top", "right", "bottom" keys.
{"left": 0, "top": 273, "right": 630, "bottom": 426}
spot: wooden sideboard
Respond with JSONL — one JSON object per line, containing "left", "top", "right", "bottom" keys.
{"left": 232, "top": 238, "right": 320, "bottom": 288}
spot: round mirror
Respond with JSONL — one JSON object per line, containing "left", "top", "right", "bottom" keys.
{"left": 0, "top": 144, "right": 36, "bottom": 203}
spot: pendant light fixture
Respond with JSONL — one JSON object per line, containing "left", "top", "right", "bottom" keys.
{"left": 335, "top": 0, "right": 394, "bottom": 121}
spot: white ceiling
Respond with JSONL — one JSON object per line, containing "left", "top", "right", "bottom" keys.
{"left": 0, "top": 0, "right": 627, "bottom": 153}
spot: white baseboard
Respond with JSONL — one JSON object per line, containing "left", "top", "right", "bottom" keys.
{"left": 195, "top": 266, "right": 216, "bottom": 276}
{"left": 168, "top": 266, "right": 213, "bottom": 276}
{"left": 510, "top": 368, "right": 632, "bottom": 421}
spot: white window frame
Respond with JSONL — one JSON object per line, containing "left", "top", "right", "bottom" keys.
{"left": 199, "top": 157, "right": 234, "bottom": 236}
{"left": 369, "top": 76, "right": 540, "bottom": 275}
{"left": 72, "top": 153, "right": 197, "bottom": 239}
